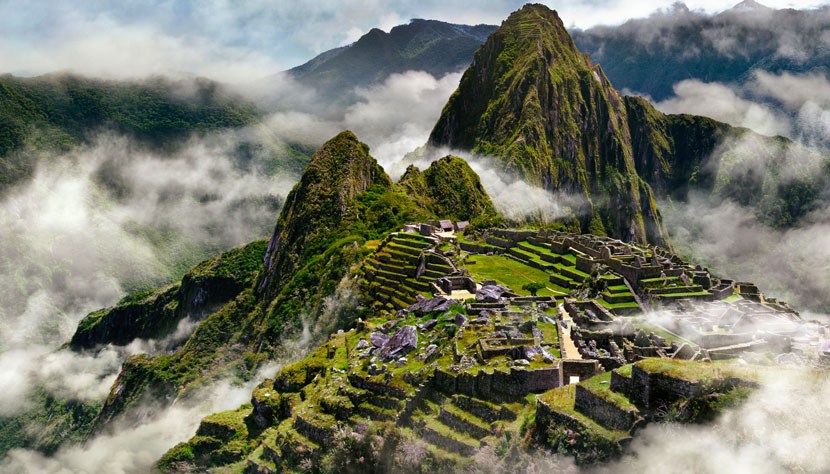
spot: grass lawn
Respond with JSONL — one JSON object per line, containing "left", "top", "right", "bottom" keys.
{"left": 465, "top": 254, "right": 564, "bottom": 296}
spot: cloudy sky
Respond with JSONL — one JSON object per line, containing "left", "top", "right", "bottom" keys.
{"left": 0, "top": 0, "right": 826, "bottom": 81}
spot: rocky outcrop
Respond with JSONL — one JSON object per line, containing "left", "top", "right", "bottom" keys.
{"left": 70, "top": 240, "right": 267, "bottom": 350}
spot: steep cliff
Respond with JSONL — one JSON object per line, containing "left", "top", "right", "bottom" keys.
{"left": 70, "top": 240, "right": 267, "bottom": 350}
{"left": 429, "top": 4, "right": 666, "bottom": 244}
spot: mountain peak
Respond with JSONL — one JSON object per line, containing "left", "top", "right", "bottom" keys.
{"left": 257, "top": 131, "right": 391, "bottom": 300}
{"left": 429, "top": 4, "right": 666, "bottom": 243}
{"left": 729, "top": 0, "right": 771, "bottom": 12}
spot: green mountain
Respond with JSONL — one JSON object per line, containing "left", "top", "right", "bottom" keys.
{"left": 257, "top": 131, "right": 393, "bottom": 302}
{"left": 33, "top": 127, "right": 815, "bottom": 473}
{"left": 287, "top": 20, "right": 496, "bottom": 105}
{"left": 9, "top": 4, "right": 828, "bottom": 471}
{"left": 43, "top": 132, "right": 491, "bottom": 450}
{"left": 429, "top": 4, "right": 667, "bottom": 244}
{"left": 429, "top": 3, "right": 823, "bottom": 241}
{"left": 398, "top": 155, "right": 497, "bottom": 223}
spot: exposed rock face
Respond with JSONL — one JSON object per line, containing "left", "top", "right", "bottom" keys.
{"left": 378, "top": 325, "right": 418, "bottom": 360}
{"left": 257, "top": 131, "right": 392, "bottom": 301}
{"left": 70, "top": 240, "right": 267, "bottom": 350}
{"left": 476, "top": 283, "right": 511, "bottom": 302}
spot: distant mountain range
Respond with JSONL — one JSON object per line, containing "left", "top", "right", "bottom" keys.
{"left": 286, "top": 19, "right": 496, "bottom": 104}
{"left": 572, "top": 0, "right": 830, "bottom": 100}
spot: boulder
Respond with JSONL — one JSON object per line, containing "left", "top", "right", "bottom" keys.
{"left": 455, "top": 313, "right": 468, "bottom": 327}
{"left": 420, "top": 319, "right": 439, "bottom": 331}
{"left": 356, "top": 339, "right": 369, "bottom": 350}
{"left": 379, "top": 325, "right": 418, "bottom": 360}
{"left": 407, "top": 295, "right": 454, "bottom": 316}
{"left": 476, "top": 283, "right": 511, "bottom": 302}
{"left": 370, "top": 332, "right": 390, "bottom": 348}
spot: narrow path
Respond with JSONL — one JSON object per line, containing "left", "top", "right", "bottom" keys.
{"left": 556, "top": 303, "right": 582, "bottom": 360}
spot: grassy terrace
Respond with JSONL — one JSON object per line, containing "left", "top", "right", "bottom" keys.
{"left": 632, "top": 321, "right": 694, "bottom": 346}
{"left": 635, "top": 358, "right": 767, "bottom": 383}
{"left": 537, "top": 385, "right": 630, "bottom": 442}
{"left": 465, "top": 254, "right": 563, "bottom": 297}
{"left": 597, "top": 299, "right": 641, "bottom": 311}
{"left": 579, "top": 372, "right": 637, "bottom": 411}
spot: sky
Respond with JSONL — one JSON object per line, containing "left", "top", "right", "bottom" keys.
{"left": 0, "top": 0, "right": 826, "bottom": 81}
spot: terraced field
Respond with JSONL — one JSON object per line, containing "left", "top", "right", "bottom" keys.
{"left": 361, "top": 232, "right": 455, "bottom": 310}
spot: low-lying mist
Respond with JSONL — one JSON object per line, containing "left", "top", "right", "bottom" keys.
{"left": 0, "top": 126, "right": 298, "bottom": 442}
{"left": 0, "top": 131, "right": 296, "bottom": 350}
{"left": 590, "top": 369, "right": 830, "bottom": 474}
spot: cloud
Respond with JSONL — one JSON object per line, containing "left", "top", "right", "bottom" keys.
{"left": 0, "top": 346, "right": 121, "bottom": 416}
{"left": 662, "top": 191, "right": 830, "bottom": 313}
{"left": 3, "top": 1, "right": 826, "bottom": 81}
{"left": 403, "top": 146, "right": 588, "bottom": 223}
{"left": 0, "top": 129, "right": 297, "bottom": 355}
{"left": 258, "top": 70, "right": 463, "bottom": 173}
{"left": 654, "top": 79, "right": 791, "bottom": 137}
{"left": 752, "top": 70, "right": 830, "bottom": 111}
{"left": 0, "top": 362, "right": 281, "bottom": 474}
{"left": 591, "top": 370, "right": 830, "bottom": 474}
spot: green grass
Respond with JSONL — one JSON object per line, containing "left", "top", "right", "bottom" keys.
{"left": 635, "top": 358, "right": 766, "bottom": 383}
{"left": 537, "top": 385, "right": 630, "bottom": 442}
{"left": 465, "top": 254, "right": 560, "bottom": 296}
{"left": 723, "top": 293, "right": 742, "bottom": 303}
{"left": 596, "top": 299, "right": 641, "bottom": 311}
{"left": 579, "top": 372, "right": 637, "bottom": 411}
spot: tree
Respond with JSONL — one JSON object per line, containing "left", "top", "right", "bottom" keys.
{"left": 522, "top": 281, "right": 545, "bottom": 296}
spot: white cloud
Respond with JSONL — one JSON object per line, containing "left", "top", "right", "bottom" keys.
{"left": 593, "top": 370, "right": 830, "bottom": 474}
{"left": 655, "top": 79, "right": 790, "bottom": 137}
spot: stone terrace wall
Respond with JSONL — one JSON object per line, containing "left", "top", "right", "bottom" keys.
{"left": 434, "top": 366, "right": 560, "bottom": 401}
{"left": 574, "top": 385, "right": 640, "bottom": 431}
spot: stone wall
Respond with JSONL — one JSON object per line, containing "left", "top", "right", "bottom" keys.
{"left": 460, "top": 241, "right": 503, "bottom": 255}
{"left": 293, "top": 415, "right": 333, "bottom": 446}
{"left": 629, "top": 365, "right": 698, "bottom": 410}
{"left": 438, "top": 408, "right": 491, "bottom": 439}
{"left": 485, "top": 235, "right": 514, "bottom": 249}
{"left": 560, "top": 359, "right": 600, "bottom": 385}
{"left": 610, "top": 370, "right": 632, "bottom": 398}
{"left": 574, "top": 385, "right": 640, "bottom": 431}
{"left": 491, "top": 229, "right": 535, "bottom": 242}
{"left": 434, "top": 366, "right": 561, "bottom": 401}
{"left": 452, "top": 394, "right": 517, "bottom": 422}
{"left": 421, "top": 427, "right": 475, "bottom": 456}
{"left": 347, "top": 374, "right": 407, "bottom": 399}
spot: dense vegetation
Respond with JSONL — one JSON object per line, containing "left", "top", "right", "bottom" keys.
{"left": 399, "top": 155, "right": 498, "bottom": 223}
{"left": 0, "top": 73, "right": 263, "bottom": 190}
